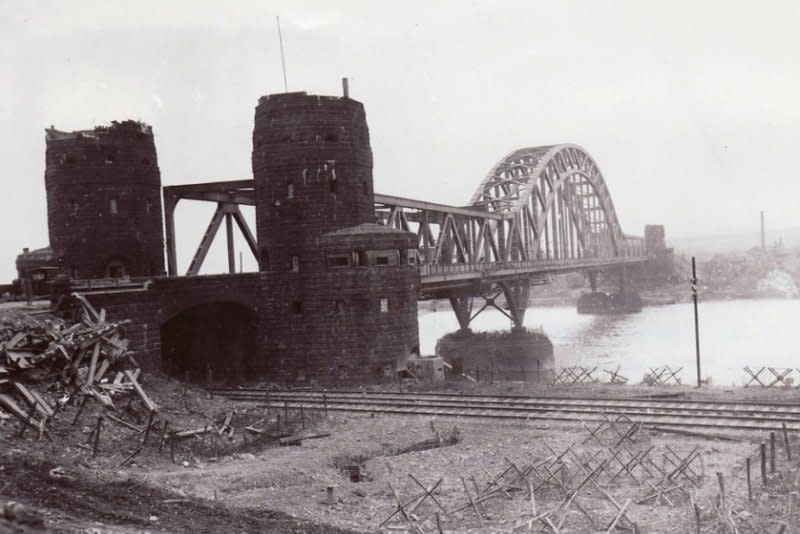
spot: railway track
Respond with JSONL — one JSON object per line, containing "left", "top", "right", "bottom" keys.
{"left": 210, "top": 388, "right": 800, "bottom": 433}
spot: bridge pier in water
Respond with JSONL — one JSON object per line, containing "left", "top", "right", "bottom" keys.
{"left": 578, "top": 265, "right": 642, "bottom": 314}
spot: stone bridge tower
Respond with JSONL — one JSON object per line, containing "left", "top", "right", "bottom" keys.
{"left": 251, "top": 92, "right": 375, "bottom": 272}
{"left": 45, "top": 121, "right": 165, "bottom": 279}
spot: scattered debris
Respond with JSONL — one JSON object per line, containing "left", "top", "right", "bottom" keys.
{"left": 0, "top": 294, "right": 155, "bottom": 450}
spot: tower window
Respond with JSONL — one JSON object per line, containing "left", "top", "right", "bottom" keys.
{"left": 329, "top": 169, "right": 338, "bottom": 194}
{"left": 70, "top": 200, "right": 78, "bottom": 215}
{"left": 105, "top": 155, "right": 116, "bottom": 164}
{"left": 379, "top": 298, "right": 389, "bottom": 313}
{"left": 287, "top": 182, "right": 294, "bottom": 199}
{"left": 291, "top": 301, "right": 303, "bottom": 315}
{"left": 146, "top": 199, "right": 153, "bottom": 213}
{"left": 291, "top": 255, "right": 300, "bottom": 272}
{"left": 335, "top": 300, "right": 345, "bottom": 314}
{"left": 362, "top": 181, "right": 369, "bottom": 196}
{"left": 106, "top": 260, "right": 127, "bottom": 278}
{"left": 110, "top": 199, "right": 118, "bottom": 214}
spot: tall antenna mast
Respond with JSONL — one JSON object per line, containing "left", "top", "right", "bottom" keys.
{"left": 276, "top": 16, "right": 288, "bottom": 92}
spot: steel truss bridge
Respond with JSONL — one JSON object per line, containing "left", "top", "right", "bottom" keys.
{"left": 163, "top": 144, "right": 647, "bottom": 329}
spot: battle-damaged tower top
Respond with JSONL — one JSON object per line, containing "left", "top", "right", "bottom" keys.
{"left": 251, "top": 91, "right": 375, "bottom": 272}
{"left": 44, "top": 120, "right": 165, "bottom": 279}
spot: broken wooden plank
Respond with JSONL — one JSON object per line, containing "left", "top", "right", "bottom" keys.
{"left": 0, "top": 394, "right": 41, "bottom": 429}
{"left": 94, "top": 358, "right": 111, "bottom": 383}
{"left": 218, "top": 412, "right": 234, "bottom": 436}
{"left": 28, "top": 387, "right": 55, "bottom": 418}
{"left": 124, "top": 369, "right": 157, "bottom": 412}
{"left": 87, "top": 342, "right": 101, "bottom": 384}
{"left": 174, "top": 426, "right": 213, "bottom": 439}
{"left": 106, "top": 413, "right": 143, "bottom": 433}
{"left": 278, "top": 432, "right": 332, "bottom": 446}
{"left": 13, "top": 383, "right": 52, "bottom": 418}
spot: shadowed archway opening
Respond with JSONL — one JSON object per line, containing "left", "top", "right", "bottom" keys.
{"left": 160, "top": 302, "right": 258, "bottom": 384}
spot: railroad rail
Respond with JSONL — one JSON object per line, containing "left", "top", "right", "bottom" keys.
{"left": 210, "top": 388, "right": 800, "bottom": 433}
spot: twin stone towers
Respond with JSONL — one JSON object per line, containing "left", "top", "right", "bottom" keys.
{"left": 26, "top": 91, "right": 421, "bottom": 384}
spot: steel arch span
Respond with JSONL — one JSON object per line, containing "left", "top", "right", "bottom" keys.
{"left": 469, "top": 144, "right": 643, "bottom": 262}
{"left": 374, "top": 144, "right": 645, "bottom": 289}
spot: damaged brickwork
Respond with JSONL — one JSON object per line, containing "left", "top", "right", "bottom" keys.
{"left": 44, "top": 120, "right": 165, "bottom": 279}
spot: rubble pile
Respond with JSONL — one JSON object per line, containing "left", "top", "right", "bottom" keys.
{"left": 0, "top": 294, "right": 156, "bottom": 437}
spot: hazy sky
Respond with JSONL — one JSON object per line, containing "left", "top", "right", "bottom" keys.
{"left": 2, "top": 1, "right": 799, "bottom": 281}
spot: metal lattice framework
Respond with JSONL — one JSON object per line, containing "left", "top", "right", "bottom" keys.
{"left": 164, "top": 144, "right": 646, "bottom": 328}
{"left": 375, "top": 144, "right": 645, "bottom": 289}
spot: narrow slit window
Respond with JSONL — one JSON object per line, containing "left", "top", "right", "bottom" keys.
{"left": 291, "top": 255, "right": 300, "bottom": 272}
{"left": 70, "top": 200, "right": 78, "bottom": 215}
{"left": 329, "top": 168, "right": 337, "bottom": 194}
{"left": 379, "top": 298, "right": 389, "bottom": 313}
{"left": 335, "top": 300, "right": 345, "bottom": 314}
{"left": 287, "top": 182, "right": 294, "bottom": 199}
{"left": 110, "top": 199, "right": 118, "bottom": 214}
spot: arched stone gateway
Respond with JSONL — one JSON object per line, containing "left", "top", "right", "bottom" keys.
{"left": 160, "top": 301, "right": 259, "bottom": 384}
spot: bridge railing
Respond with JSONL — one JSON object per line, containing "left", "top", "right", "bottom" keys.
{"left": 418, "top": 255, "right": 647, "bottom": 278}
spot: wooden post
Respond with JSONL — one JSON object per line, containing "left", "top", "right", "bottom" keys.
{"left": 92, "top": 414, "right": 104, "bottom": 457}
{"left": 159, "top": 421, "right": 169, "bottom": 453}
{"left": 761, "top": 442, "right": 768, "bottom": 485}
{"left": 783, "top": 422, "right": 792, "bottom": 461}
{"left": 746, "top": 457, "right": 752, "bottom": 501}
{"left": 142, "top": 411, "right": 156, "bottom": 445}
{"left": 771, "top": 432, "right": 776, "bottom": 474}
{"left": 71, "top": 397, "right": 88, "bottom": 426}
{"left": 716, "top": 472, "right": 725, "bottom": 508}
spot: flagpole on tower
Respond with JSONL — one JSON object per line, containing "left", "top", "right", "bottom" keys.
{"left": 276, "top": 16, "right": 288, "bottom": 92}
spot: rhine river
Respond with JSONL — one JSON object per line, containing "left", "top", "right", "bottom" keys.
{"left": 418, "top": 298, "right": 800, "bottom": 387}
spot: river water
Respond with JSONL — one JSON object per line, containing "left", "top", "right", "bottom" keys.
{"left": 418, "top": 298, "right": 800, "bottom": 387}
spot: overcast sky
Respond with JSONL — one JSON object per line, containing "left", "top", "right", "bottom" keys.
{"left": 1, "top": 1, "right": 799, "bottom": 281}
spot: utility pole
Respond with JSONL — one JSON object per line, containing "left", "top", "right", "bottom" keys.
{"left": 691, "top": 257, "right": 701, "bottom": 387}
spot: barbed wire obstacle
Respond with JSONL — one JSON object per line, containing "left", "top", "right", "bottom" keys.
{"left": 546, "top": 366, "right": 599, "bottom": 386}
{"left": 641, "top": 366, "right": 683, "bottom": 386}
{"left": 603, "top": 365, "right": 629, "bottom": 385}
{"left": 743, "top": 366, "right": 799, "bottom": 388}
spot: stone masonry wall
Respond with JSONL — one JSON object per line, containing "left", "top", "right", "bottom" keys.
{"left": 252, "top": 93, "right": 375, "bottom": 272}
{"left": 45, "top": 121, "right": 165, "bottom": 278}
